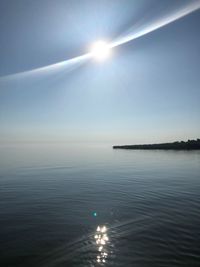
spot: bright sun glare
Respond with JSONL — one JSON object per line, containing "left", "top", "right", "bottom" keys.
{"left": 90, "top": 41, "right": 111, "bottom": 61}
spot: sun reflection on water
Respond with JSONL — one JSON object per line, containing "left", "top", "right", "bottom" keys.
{"left": 94, "top": 225, "right": 109, "bottom": 263}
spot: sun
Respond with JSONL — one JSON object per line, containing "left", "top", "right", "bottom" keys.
{"left": 90, "top": 41, "right": 111, "bottom": 61}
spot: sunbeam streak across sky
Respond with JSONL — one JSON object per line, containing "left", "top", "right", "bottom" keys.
{"left": 0, "top": 54, "right": 90, "bottom": 81}
{"left": 111, "top": 0, "right": 200, "bottom": 48}
{"left": 1, "top": 0, "right": 200, "bottom": 81}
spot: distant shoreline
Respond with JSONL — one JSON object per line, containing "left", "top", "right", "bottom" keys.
{"left": 113, "top": 139, "right": 200, "bottom": 150}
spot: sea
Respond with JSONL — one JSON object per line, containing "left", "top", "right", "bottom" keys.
{"left": 0, "top": 143, "right": 200, "bottom": 267}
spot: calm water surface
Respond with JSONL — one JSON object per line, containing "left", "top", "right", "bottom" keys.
{"left": 0, "top": 144, "right": 200, "bottom": 266}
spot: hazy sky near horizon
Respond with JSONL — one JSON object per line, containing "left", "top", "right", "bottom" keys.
{"left": 0, "top": 0, "right": 200, "bottom": 144}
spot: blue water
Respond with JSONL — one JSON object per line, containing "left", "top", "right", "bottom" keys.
{"left": 0, "top": 144, "right": 200, "bottom": 266}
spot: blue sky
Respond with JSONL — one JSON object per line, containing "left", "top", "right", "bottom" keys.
{"left": 0, "top": 0, "right": 200, "bottom": 144}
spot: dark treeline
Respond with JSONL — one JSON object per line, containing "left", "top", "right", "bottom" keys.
{"left": 113, "top": 139, "right": 200, "bottom": 150}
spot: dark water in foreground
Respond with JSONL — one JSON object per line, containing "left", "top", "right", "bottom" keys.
{"left": 0, "top": 144, "right": 200, "bottom": 267}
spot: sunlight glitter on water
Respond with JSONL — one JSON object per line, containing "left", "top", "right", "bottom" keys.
{"left": 95, "top": 225, "right": 109, "bottom": 263}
